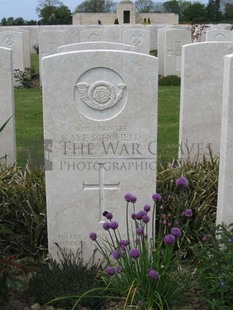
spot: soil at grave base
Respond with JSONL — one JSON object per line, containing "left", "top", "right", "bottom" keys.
{"left": 0, "top": 290, "right": 209, "bottom": 310}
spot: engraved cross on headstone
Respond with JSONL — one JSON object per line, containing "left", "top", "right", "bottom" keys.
{"left": 168, "top": 41, "right": 182, "bottom": 70}
{"left": 83, "top": 163, "right": 120, "bottom": 222}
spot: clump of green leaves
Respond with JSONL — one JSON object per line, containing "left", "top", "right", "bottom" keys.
{"left": 89, "top": 183, "right": 195, "bottom": 309}
{"left": 13, "top": 67, "right": 38, "bottom": 88}
{"left": 157, "top": 156, "right": 219, "bottom": 246}
{"left": 0, "top": 254, "right": 27, "bottom": 293}
{"left": 159, "top": 75, "right": 181, "bottom": 86}
{"left": 193, "top": 224, "right": 233, "bottom": 309}
{"left": 28, "top": 245, "right": 103, "bottom": 309}
{"left": 0, "top": 165, "right": 47, "bottom": 259}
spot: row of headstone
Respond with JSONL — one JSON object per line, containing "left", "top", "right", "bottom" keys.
{"left": 0, "top": 47, "right": 16, "bottom": 166}
{"left": 0, "top": 24, "right": 169, "bottom": 54}
{"left": 2, "top": 32, "right": 233, "bottom": 259}
{"left": 41, "top": 40, "right": 233, "bottom": 260}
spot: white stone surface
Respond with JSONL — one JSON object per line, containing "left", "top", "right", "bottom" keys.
{"left": 39, "top": 30, "right": 66, "bottom": 83}
{"left": 122, "top": 29, "right": 150, "bottom": 54}
{"left": 0, "top": 31, "right": 25, "bottom": 71}
{"left": 179, "top": 42, "right": 233, "bottom": 160}
{"left": 42, "top": 50, "right": 158, "bottom": 261}
{"left": 80, "top": 26, "right": 104, "bottom": 42}
{"left": 206, "top": 29, "right": 233, "bottom": 42}
{"left": 0, "top": 47, "right": 16, "bottom": 166}
{"left": 158, "top": 27, "right": 168, "bottom": 76}
{"left": 57, "top": 41, "right": 135, "bottom": 53}
{"left": 217, "top": 53, "right": 233, "bottom": 226}
{"left": 164, "top": 29, "right": 191, "bottom": 77}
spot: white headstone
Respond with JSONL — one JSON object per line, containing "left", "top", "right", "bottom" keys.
{"left": 206, "top": 29, "right": 233, "bottom": 42}
{"left": 57, "top": 41, "right": 135, "bottom": 53}
{"left": 42, "top": 50, "right": 158, "bottom": 260}
{"left": 80, "top": 27, "right": 104, "bottom": 42}
{"left": 0, "top": 47, "right": 16, "bottom": 166}
{"left": 39, "top": 30, "right": 66, "bottom": 83}
{"left": 122, "top": 29, "right": 150, "bottom": 54}
{"left": 179, "top": 42, "right": 233, "bottom": 160}
{"left": 164, "top": 29, "right": 191, "bottom": 77}
{"left": 158, "top": 27, "right": 168, "bottom": 76}
{"left": 0, "top": 31, "right": 25, "bottom": 71}
{"left": 217, "top": 53, "right": 233, "bottom": 226}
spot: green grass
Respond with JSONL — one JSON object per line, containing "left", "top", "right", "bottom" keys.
{"left": 158, "top": 86, "right": 180, "bottom": 161}
{"left": 15, "top": 88, "right": 43, "bottom": 167}
{"left": 14, "top": 55, "right": 181, "bottom": 166}
{"left": 31, "top": 54, "right": 39, "bottom": 75}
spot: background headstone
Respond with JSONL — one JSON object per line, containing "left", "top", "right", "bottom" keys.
{"left": 217, "top": 53, "right": 233, "bottom": 226}
{"left": 122, "top": 29, "right": 150, "bottom": 54}
{"left": 206, "top": 29, "right": 233, "bottom": 42}
{"left": 179, "top": 42, "right": 233, "bottom": 160}
{"left": 0, "top": 47, "right": 16, "bottom": 166}
{"left": 0, "top": 31, "right": 26, "bottom": 71}
{"left": 42, "top": 50, "right": 158, "bottom": 261}
{"left": 164, "top": 29, "right": 191, "bottom": 77}
{"left": 57, "top": 42, "right": 135, "bottom": 53}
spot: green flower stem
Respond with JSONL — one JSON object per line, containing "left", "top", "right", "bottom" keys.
{"left": 94, "top": 239, "right": 111, "bottom": 264}
{"left": 126, "top": 201, "right": 130, "bottom": 242}
{"left": 108, "top": 230, "right": 116, "bottom": 249}
{"left": 152, "top": 201, "right": 156, "bottom": 241}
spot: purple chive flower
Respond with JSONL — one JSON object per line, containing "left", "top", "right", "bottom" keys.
{"left": 116, "top": 266, "right": 123, "bottom": 273}
{"left": 184, "top": 209, "right": 193, "bottom": 217}
{"left": 142, "top": 215, "right": 150, "bottom": 223}
{"left": 164, "top": 234, "right": 176, "bottom": 245}
{"left": 103, "top": 211, "right": 113, "bottom": 220}
{"left": 110, "top": 221, "right": 119, "bottom": 230}
{"left": 120, "top": 245, "right": 126, "bottom": 252}
{"left": 103, "top": 222, "right": 111, "bottom": 231}
{"left": 176, "top": 176, "right": 189, "bottom": 188}
{"left": 112, "top": 250, "right": 121, "bottom": 260}
{"left": 137, "top": 301, "right": 143, "bottom": 308}
{"left": 89, "top": 232, "right": 97, "bottom": 241}
{"left": 144, "top": 204, "right": 151, "bottom": 212}
{"left": 135, "top": 238, "right": 140, "bottom": 244}
{"left": 119, "top": 239, "right": 129, "bottom": 247}
{"left": 136, "top": 210, "right": 147, "bottom": 220}
{"left": 129, "top": 248, "right": 140, "bottom": 259}
{"left": 171, "top": 227, "right": 182, "bottom": 238}
{"left": 105, "top": 266, "right": 115, "bottom": 276}
{"left": 131, "top": 213, "right": 137, "bottom": 220}
{"left": 148, "top": 269, "right": 160, "bottom": 280}
{"left": 136, "top": 227, "right": 144, "bottom": 236}
{"left": 124, "top": 193, "right": 137, "bottom": 203}
{"left": 152, "top": 193, "right": 162, "bottom": 202}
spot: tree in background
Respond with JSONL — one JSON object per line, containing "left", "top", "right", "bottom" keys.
{"left": 224, "top": 1, "right": 233, "bottom": 20}
{"left": 0, "top": 17, "right": 37, "bottom": 26}
{"left": 206, "top": 0, "right": 222, "bottom": 22}
{"left": 74, "top": 0, "right": 116, "bottom": 13}
{"left": 163, "top": 0, "right": 180, "bottom": 14}
{"left": 36, "top": 0, "right": 72, "bottom": 24}
{"left": 182, "top": 2, "right": 207, "bottom": 23}
{"left": 135, "top": 0, "right": 155, "bottom": 13}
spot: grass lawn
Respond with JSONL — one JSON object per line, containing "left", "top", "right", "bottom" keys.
{"left": 14, "top": 55, "right": 180, "bottom": 166}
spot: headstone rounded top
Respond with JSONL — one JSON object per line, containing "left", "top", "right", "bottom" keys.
{"left": 120, "top": 0, "right": 132, "bottom": 3}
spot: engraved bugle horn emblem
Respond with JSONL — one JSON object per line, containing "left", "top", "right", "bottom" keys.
{"left": 75, "top": 81, "right": 126, "bottom": 111}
